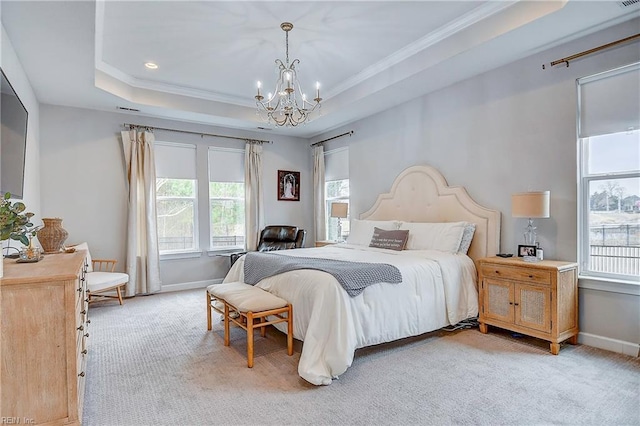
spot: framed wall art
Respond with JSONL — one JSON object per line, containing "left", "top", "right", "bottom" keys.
{"left": 278, "top": 170, "right": 300, "bottom": 201}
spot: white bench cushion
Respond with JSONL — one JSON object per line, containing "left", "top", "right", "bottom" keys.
{"left": 207, "top": 282, "right": 287, "bottom": 313}
{"left": 87, "top": 271, "right": 129, "bottom": 292}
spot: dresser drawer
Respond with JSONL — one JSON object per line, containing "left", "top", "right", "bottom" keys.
{"left": 481, "top": 264, "right": 551, "bottom": 285}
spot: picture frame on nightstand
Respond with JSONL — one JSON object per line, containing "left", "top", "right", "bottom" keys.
{"left": 517, "top": 244, "right": 537, "bottom": 257}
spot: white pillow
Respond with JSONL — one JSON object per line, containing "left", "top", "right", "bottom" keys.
{"left": 346, "top": 219, "right": 399, "bottom": 246}
{"left": 400, "top": 221, "right": 467, "bottom": 252}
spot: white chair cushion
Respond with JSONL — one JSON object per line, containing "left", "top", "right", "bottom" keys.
{"left": 207, "top": 282, "right": 287, "bottom": 313}
{"left": 87, "top": 271, "right": 128, "bottom": 293}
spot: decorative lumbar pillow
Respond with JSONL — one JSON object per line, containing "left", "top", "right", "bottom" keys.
{"left": 346, "top": 219, "right": 400, "bottom": 246}
{"left": 400, "top": 221, "right": 466, "bottom": 252}
{"left": 458, "top": 223, "right": 476, "bottom": 255}
{"left": 369, "top": 227, "right": 409, "bottom": 251}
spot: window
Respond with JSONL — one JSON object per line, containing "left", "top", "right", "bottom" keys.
{"left": 208, "top": 148, "right": 245, "bottom": 250}
{"left": 325, "top": 147, "right": 349, "bottom": 241}
{"left": 578, "top": 63, "right": 640, "bottom": 283}
{"left": 326, "top": 179, "right": 350, "bottom": 241}
{"left": 155, "top": 143, "right": 197, "bottom": 253}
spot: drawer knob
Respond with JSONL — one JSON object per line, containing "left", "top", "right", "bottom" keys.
{"left": 84, "top": 332, "right": 90, "bottom": 338}
{"left": 77, "top": 325, "right": 84, "bottom": 331}
{"left": 86, "top": 319, "right": 91, "bottom": 324}
{"left": 82, "top": 349, "right": 88, "bottom": 355}
{"left": 514, "top": 303, "right": 520, "bottom": 306}
{"left": 81, "top": 310, "right": 87, "bottom": 315}
{"left": 77, "top": 287, "right": 83, "bottom": 293}
{"left": 78, "top": 372, "right": 85, "bottom": 377}
{"left": 494, "top": 270, "right": 500, "bottom": 274}
{"left": 528, "top": 275, "right": 533, "bottom": 278}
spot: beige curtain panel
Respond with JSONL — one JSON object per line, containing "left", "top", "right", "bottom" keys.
{"left": 244, "top": 142, "right": 264, "bottom": 251}
{"left": 121, "top": 130, "right": 161, "bottom": 296}
{"left": 313, "top": 145, "right": 326, "bottom": 242}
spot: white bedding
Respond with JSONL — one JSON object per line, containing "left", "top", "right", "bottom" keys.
{"left": 223, "top": 243, "right": 478, "bottom": 385}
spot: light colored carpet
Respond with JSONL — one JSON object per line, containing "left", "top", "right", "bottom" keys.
{"left": 83, "top": 288, "right": 640, "bottom": 426}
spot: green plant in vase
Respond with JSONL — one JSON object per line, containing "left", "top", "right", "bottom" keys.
{"left": 0, "top": 192, "right": 36, "bottom": 246}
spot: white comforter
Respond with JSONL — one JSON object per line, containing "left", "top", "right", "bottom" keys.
{"left": 223, "top": 244, "right": 478, "bottom": 385}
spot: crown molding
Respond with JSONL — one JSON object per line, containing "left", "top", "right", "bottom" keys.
{"left": 326, "top": 1, "right": 517, "bottom": 98}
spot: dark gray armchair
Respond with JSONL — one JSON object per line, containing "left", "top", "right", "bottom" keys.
{"left": 257, "top": 225, "right": 306, "bottom": 251}
{"left": 229, "top": 225, "right": 306, "bottom": 266}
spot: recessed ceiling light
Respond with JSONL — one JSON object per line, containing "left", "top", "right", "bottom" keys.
{"left": 144, "top": 62, "right": 158, "bottom": 70}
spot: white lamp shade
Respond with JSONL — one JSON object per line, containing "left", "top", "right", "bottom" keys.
{"left": 511, "top": 191, "right": 550, "bottom": 218}
{"left": 330, "top": 202, "right": 348, "bottom": 218}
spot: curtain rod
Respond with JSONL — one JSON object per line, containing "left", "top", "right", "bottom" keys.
{"left": 123, "top": 123, "right": 272, "bottom": 144}
{"left": 543, "top": 33, "right": 640, "bottom": 69}
{"left": 310, "top": 130, "right": 354, "bottom": 147}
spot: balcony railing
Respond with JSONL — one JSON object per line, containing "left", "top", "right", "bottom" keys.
{"left": 159, "top": 235, "right": 244, "bottom": 251}
{"left": 588, "top": 223, "right": 639, "bottom": 276}
{"left": 589, "top": 245, "right": 640, "bottom": 276}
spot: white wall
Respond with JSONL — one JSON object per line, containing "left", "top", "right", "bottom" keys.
{"left": 39, "top": 105, "right": 312, "bottom": 289}
{"left": 313, "top": 19, "right": 640, "bottom": 354}
{"left": 1, "top": 24, "right": 41, "bottom": 234}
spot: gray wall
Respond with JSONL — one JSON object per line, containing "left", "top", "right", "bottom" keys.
{"left": 39, "top": 106, "right": 313, "bottom": 289}
{"left": 0, "top": 24, "right": 41, "bottom": 227}
{"left": 313, "top": 19, "right": 640, "bottom": 354}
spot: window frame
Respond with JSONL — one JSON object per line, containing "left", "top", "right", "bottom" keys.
{"left": 325, "top": 178, "right": 350, "bottom": 241}
{"left": 155, "top": 141, "right": 199, "bottom": 256}
{"left": 576, "top": 64, "right": 640, "bottom": 289}
{"left": 578, "top": 150, "right": 639, "bottom": 284}
{"left": 208, "top": 181, "right": 245, "bottom": 252}
{"left": 207, "top": 147, "right": 246, "bottom": 253}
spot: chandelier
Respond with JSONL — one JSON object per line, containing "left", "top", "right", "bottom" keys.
{"left": 254, "top": 22, "right": 322, "bottom": 127}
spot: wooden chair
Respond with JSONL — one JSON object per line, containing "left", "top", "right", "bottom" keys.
{"left": 207, "top": 282, "right": 293, "bottom": 368}
{"left": 74, "top": 242, "right": 128, "bottom": 305}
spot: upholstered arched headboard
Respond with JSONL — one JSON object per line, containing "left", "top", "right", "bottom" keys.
{"left": 360, "top": 165, "right": 501, "bottom": 263}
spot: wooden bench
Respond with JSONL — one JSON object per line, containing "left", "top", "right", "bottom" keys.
{"left": 206, "top": 282, "right": 293, "bottom": 368}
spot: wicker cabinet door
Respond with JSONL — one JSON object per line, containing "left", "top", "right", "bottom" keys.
{"left": 483, "top": 279, "right": 515, "bottom": 323}
{"left": 514, "top": 283, "right": 551, "bottom": 333}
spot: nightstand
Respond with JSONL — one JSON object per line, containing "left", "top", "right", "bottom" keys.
{"left": 477, "top": 256, "right": 579, "bottom": 355}
{"left": 315, "top": 240, "right": 337, "bottom": 247}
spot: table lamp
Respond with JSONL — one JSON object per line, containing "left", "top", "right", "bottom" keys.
{"left": 330, "top": 202, "right": 349, "bottom": 242}
{"left": 511, "top": 191, "right": 550, "bottom": 245}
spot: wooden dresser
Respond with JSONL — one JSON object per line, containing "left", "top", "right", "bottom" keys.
{"left": 1, "top": 251, "right": 89, "bottom": 425}
{"left": 477, "top": 256, "right": 578, "bottom": 354}
{"left": 315, "top": 240, "right": 337, "bottom": 247}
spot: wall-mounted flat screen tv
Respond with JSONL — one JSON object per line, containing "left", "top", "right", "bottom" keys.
{"left": 1, "top": 67, "right": 28, "bottom": 199}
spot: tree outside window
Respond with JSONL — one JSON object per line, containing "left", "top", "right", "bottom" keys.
{"left": 581, "top": 131, "right": 640, "bottom": 280}
{"left": 156, "top": 178, "right": 197, "bottom": 252}
{"left": 210, "top": 182, "right": 244, "bottom": 249}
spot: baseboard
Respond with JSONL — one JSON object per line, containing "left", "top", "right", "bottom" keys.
{"left": 160, "top": 278, "right": 224, "bottom": 293}
{"left": 579, "top": 332, "right": 640, "bottom": 357}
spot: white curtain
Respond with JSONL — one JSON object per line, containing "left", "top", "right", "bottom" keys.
{"left": 121, "top": 130, "right": 161, "bottom": 296}
{"left": 244, "top": 142, "right": 264, "bottom": 251}
{"left": 313, "top": 145, "right": 326, "bottom": 241}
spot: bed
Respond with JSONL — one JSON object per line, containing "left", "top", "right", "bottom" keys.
{"left": 223, "top": 165, "right": 501, "bottom": 385}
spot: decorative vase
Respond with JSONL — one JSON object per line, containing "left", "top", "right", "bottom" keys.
{"left": 38, "top": 218, "right": 69, "bottom": 253}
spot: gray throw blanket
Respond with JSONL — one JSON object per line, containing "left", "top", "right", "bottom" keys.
{"left": 243, "top": 251, "right": 402, "bottom": 297}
